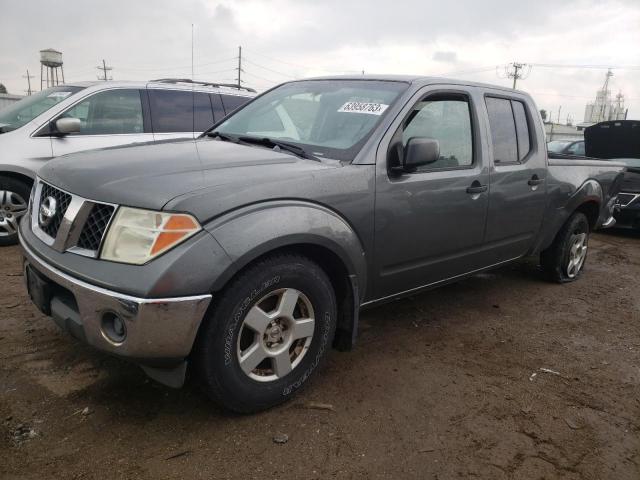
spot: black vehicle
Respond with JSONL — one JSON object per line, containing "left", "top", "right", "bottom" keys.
{"left": 585, "top": 121, "right": 640, "bottom": 230}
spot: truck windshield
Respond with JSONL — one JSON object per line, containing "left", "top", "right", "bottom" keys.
{"left": 0, "top": 86, "right": 84, "bottom": 133}
{"left": 212, "top": 80, "right": 409, "bottom": 161}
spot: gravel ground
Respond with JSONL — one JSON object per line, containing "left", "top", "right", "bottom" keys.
{"left": 1, "top": 230, "right": 639, "bottom": 479}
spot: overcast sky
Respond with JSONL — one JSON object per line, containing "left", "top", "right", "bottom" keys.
{"left": 1, "top": 0, "right": 639, "bottom": 122}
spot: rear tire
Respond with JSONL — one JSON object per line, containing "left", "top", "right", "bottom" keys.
{"left": 194, "top": 253, "right": 337, "bottom": 413}
{"left": 541, "top": 212, "right": 590, "bottom": 283}
{"left": 0, "top": 176, "right": 31, "bottom": 246}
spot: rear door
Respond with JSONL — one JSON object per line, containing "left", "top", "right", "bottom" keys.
{"left": 148, "top": 89, "right": 216, "bottom": 140}
{"left": 373, "top": 86, "right": 491, "bottom": 298}
{"left": 482, "top": 93, "right": 547, "bottom": 263}
{"left": 50, "top": 88, "right": 152, "bottom": 156}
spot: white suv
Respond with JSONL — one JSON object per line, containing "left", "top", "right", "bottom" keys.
{"left": 0, "top": 79, "right": 256, "bottom": 245}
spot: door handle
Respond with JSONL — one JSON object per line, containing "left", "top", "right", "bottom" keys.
{"left": 528, "top": 175, "right": 543, "bottom": 186}
{"left": 466, "top": 183, "right": 488, "bottom": 194}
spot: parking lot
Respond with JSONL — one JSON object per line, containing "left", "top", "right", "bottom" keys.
{"left": 1, "top": 230, "right": 639, "bottom": 480}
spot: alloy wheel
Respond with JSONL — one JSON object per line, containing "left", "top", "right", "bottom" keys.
{"left": 0, "top": 190, "right": 28, "bottom": 238}
{"left": 566, "top": 232, "right": 588, "bottom": 278}
{"left": 236, "top": 288, "right": 315, "bottom": 382}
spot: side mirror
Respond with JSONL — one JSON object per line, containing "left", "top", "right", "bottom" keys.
{"left": 54, "top": 117, "right": 81, "bottom": 136}
{"left": 403, "top": 137, "right": 440, "bottom": 172}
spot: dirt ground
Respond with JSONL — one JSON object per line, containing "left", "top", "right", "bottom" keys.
{"left": 1, "top": 230, "right": 639, "bottom": 480}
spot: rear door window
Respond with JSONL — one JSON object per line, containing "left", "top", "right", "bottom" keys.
{"left": 485, "top": 97, "right": 518, "bottom": 164}
{"left": 148, "top": 89, "right": 194, "bottom": 133}
{"left": 511, "top": 100, "right": 531, "bottom": 160}
{"left": 193, "top": 92, "right": 214, "bottom": 132}
{"left": 220, "top": 94, "right": 250, "bottom": 115}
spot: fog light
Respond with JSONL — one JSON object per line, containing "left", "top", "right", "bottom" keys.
{"left": 101, "top": 312, "right": 127, "bottom": 344}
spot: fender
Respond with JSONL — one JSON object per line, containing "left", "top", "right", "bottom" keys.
{"left": 203, "top": 199, "right": 367, "bottom": 299}
{"left": 0, "top": 164, "right": 37, "bottom": 181}
{"left": 533, "top": 179, "right": 603, "bottom": 254}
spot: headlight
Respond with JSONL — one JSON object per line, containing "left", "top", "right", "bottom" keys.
{"left": 101, "top": 207, "right": 201, "bottom": 265}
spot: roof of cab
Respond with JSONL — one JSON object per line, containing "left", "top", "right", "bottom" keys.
{"left": 294, "top": 74, "right": 529, "bottom": 96}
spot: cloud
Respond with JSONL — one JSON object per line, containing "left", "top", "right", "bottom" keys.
{"left": 0, "top": 0, "right": 638, "bottom": 120}
{"left": 432, "top": 51, "right": 458, "bottom": 63}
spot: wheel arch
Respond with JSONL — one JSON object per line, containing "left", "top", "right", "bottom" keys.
{"left": 204, "top": 200, "right": 367, "bottom": 350}
{"left": 574, "top": 200, "right": 600, "bottom": 231}
{"left": 534, "top": 179, "right": 603, "bottom": 254}
{"left": 0, "top": 170, "right": 35, "bottom": 188}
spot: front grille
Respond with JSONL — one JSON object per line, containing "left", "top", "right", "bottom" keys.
{"left": 617, "top": 193, "right": 639, "bottom": 208}
{"left": 76, "top": 203, "right": 115, "bottom": 251}
{"left": 38, "top": 183, "right": 72, "bottom": 238}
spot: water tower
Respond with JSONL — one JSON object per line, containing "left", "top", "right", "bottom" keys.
{"left": 40, "top": 49, "right": 65, "bottom": 90}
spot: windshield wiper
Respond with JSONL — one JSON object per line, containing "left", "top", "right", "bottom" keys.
{"left": 204, "top": 131, "right": 240, "bottom": 143}
{"left": 237, "top": 136, "right": 320, "bottom": 162}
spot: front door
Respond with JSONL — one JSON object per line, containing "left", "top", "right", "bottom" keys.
{"left": 50, "top": 88, "right": 152, "bottom": 157}
{"left": 374, "top": 88, "right": 490, "bottom": 299}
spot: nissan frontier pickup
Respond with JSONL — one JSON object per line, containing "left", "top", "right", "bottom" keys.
{"left": 20, "top": 76, "right": 624, "bottom": 412}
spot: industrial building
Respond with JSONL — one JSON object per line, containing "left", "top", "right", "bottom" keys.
{"left": 578, "top": 69, "right": 627, "bottom": 129}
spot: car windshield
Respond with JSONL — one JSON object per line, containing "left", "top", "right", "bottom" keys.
{"left": 212, "top": 80, "right": 409, "bottom": 161}
{"left": 0, "top": 86, "right": 84, "bottom": 133}
{"left": 547, "top": 140, "right": 572, "bottom": 153}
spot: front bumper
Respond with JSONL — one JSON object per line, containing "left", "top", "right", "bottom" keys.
{"left": 21, "top": 238, "right": 212, "bottom": 366}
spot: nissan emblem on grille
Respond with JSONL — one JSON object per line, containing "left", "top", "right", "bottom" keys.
{"left": 38, "top": 196, "right": 57, "bottom": 228}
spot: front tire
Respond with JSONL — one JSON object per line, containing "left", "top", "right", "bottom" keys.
{"left": 0, "top": 176, "right": 31, "bottom": 246}
{"left": 541, "top": 212, "right": 590, "bottom": 283}
{"left": 194, "top": 253, "right": 337, "bottom": 413}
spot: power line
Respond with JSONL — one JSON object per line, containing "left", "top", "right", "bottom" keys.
{"left": 529, "top": 63, "right": 640, "bottom": 70}
{"left": 243, "top": 57, "right": 298, "bottom": 79}
{"left": 242, "top": 70, "right": 282, "bottom": 85}
{"left": 439, "top": 66, "right": 497, "bottom": 77}
{"left": 244, "top": 49, "right": 313, "bottom": 70}
{"left": 114, "top": 57, "right": 236, "bottom": 73}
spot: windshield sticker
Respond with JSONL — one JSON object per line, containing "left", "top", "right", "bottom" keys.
{"left": 47, "top": 91, "right": 73, "bottom": 99}
{"left": 338, "top": 101, "right": 389, "bottom": 115}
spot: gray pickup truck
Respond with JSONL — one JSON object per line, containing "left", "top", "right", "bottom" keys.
{"left": 20, "top": 76, "right": 624, "bottom": 413}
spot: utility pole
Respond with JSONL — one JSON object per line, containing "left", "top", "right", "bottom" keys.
{"left": 235, "top": 46, "right": 243, "bottom": 89}
{"left": 557, "top": 105, "right": 562, "bottom": 124}
{"left": 96, "top": 59, "right": 113, "bottom": 81}
{"left": 505, "top": 62, "right": 530, "bottom": 89}
{"left": 23, "top": 69, "right": 35, "bottom": 95}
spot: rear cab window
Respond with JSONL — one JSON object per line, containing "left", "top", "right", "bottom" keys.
{"left": 485, "top": 96, "right": 532, "bottom": 163}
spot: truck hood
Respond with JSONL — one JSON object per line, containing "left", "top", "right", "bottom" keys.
{"left": 37, "top": 138, "right": 335, "bottom": 214}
